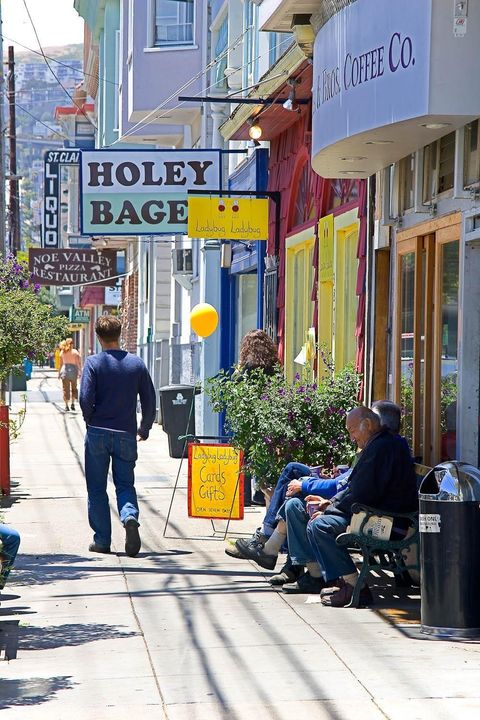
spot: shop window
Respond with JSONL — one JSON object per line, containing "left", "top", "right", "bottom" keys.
{"left": 213, "top": 15, "right": 228, "bottom": 89}
{"left": 285, "top": 231, "right": 315, "bottom": 381}
{"left": 334, "top": 226, "right": 358, "bottom": 371}
{"left": 292, "top": 162, "right": 315, "bottom": 228}
{"left": 422, "top": 133, "right": 455, "bottom": 203}
{"left": 243, "top": 1, "right": 258, "bottom": 89}
{"left": 154, "top": 0, "right": 194, "bottom": 47}
{"left": 399, "top": 154, "right": 415, "bottom": 213}
{"left": 329, "top": 179, "right": 359, "bottom": 210}
{"left": 269, "top": 32, "right": 293, "bottom": 66}
{"left": 464, "top": 119, "right": 480, "bottom": 187}
{"left": 235, "top": 273, "right": 257, "bottom": 359}
{"left": 438, "top": 133, "right": 455, "bottom": 193}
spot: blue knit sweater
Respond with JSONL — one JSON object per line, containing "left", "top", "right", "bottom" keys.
{"left": 79, "top": 350, "right": 156, "bottom": 439}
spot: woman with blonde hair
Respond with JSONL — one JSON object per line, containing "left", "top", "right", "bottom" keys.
{"left": 58, "top": 338, "right": 82, "bottom": 411}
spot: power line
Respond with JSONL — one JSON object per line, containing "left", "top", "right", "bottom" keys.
{"left": 14, "top": 103, "right": 72, "bottom": 142}
{"left": 21, "top": 0, "right": 98, "bottom": 130}
{"left": 1, "top": 87, "right": 73, "bottom": 142}
{"left": 1, "top": 32, "right": 119, "bottom": 87}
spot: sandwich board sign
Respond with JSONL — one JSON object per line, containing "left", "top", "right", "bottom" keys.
{"left": 188, "top": 444, "right": 244, "bottom": 520}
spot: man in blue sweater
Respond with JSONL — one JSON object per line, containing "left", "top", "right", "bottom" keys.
{"left": 80, "top": 315, "right": 156, "bottom": 557}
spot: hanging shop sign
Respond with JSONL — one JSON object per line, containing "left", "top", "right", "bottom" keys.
{"left": 187, "top": 196, "right": 269, "bottom": 241}
{"left": 29, "top": 249, "right": 117, "bottom": 286}
{"left": 69, "top": 307, "right": 91, "bottom": 323}
{"left": 67, "top": 323, "right": 85, "bottom": 332}
{"left": 80, "top": 149, "right": 222, "bottom": 236}
{"left": 188, "top": 443, "right": 244, "bottom": 520}
{"left": 43, "top": 149, "right": 81, "bottom": 248}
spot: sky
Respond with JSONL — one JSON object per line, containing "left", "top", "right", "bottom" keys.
{"left": 2, "top": 0, "right": 84, "bottom": 52}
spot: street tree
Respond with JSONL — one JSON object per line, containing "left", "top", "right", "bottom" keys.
{"left": 0, "top": 255, "right": 68, "bottom": 394}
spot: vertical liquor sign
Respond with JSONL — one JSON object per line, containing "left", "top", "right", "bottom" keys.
{"left": 43, "top": 149, "right": 81, "bottom": 248}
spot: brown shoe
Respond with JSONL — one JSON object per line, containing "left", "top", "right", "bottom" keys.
{"left": 321, "top": 577, "right": 373, "bottom": 607}
{"left": 319, "top": 578, "right": 342, "bottom": 596}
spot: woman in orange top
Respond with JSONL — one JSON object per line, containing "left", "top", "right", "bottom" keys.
{"left": 58, "top": 338, "right": 82, "bottom": 411}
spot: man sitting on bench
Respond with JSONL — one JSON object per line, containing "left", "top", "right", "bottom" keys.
{"left": 238, "top": 406, "right": 417, "bottom": 605}
{"left": 227, "top": 400, "right": 409, "bottom": 586}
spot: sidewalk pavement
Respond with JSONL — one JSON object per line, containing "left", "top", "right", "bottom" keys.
{"left": 1, "top": 369, "right": 480, "bottom": 719}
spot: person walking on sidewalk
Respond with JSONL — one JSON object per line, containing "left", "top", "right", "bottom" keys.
{"left": 59, "top": 338, "right": 82, "bottom": 411}
{"left": 79, "top": 315, "right": 156, "bottom": 557}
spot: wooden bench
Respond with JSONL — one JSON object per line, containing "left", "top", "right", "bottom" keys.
{"left": 335, "top": 463, "right": 431, "bottom": 608}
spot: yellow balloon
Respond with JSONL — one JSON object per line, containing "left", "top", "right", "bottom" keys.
{"left": 190, "top": 303, "right": 219, "bottom": 338}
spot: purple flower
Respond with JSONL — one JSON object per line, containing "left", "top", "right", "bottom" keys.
{"left": 34, "top": 283, "right": 41, "bottom": 294}
{"left": 295, "top": 373, "right": 300, "bottom": 381}
{"left": 20, "top": 279, "right": 29, "bottom": 289}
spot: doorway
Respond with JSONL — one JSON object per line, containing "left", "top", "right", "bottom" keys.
{"left": 395, "top": 214, "right": 460, "bottom": 465}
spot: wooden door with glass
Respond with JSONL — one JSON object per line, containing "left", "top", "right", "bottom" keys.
{"left": 395, "top": 215, "right": 460, "bottom": 466}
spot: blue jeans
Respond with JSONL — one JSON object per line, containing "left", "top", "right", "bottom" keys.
{"left": 263, "top": 462, "right": 312, "bottom": 533}
{"left": 85, "top": 427, "right": 139, "bottom": 548}
{"left": 0, "top": 524, "right": 21, "bottom": 588}
{"left": 307, "top": 514, "right": 355, "bottom": 582}
{"left": 283, "top": 497, "right": 314, "bottom": 566}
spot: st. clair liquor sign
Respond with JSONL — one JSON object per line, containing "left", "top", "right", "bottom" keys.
{"left": 80, "top": 149, "right": 221, "bottom": 236}
{"left": 29, "top": 249, "right": 117, "bottom": 286}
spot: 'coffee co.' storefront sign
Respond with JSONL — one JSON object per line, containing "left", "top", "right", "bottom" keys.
{"left": 310, "top": 0, "right": 480, "bottom": 178}
{"left": 29, "top": 249, "right": 117, "bottom": 286}
{"left": 80, "top": 149, "right": 222, "bottom": 236}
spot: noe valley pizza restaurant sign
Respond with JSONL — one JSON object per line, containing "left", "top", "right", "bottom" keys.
{"left": 80, "top": 149, "right": 222, "bottom": 236}
{"left": 29, "top": 249, "right": 117, "bottom": 286}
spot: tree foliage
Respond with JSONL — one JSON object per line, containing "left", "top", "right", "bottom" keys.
{"left": 0, "top": 255, "right": 68, "bottom": 381}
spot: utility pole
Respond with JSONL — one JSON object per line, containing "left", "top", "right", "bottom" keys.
{"left": 7, "top": 45, "right": 20, "bottom": 255}
{"left": 0, "top": 3, "right": 6, "bottom": 256}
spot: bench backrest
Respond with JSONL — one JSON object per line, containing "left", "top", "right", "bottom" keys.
{"left": 414, "top": 462, "right": 432, "bottom": 490}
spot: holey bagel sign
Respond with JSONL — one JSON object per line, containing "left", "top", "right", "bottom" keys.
{"left": 80, "top": 149, "right": 222, "bottom": 236}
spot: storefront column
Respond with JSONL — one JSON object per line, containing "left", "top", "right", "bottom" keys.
{"left": 457, "top": 237, "right": 480, "bottom": 466}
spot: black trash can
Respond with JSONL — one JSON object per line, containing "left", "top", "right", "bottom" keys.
{"left": 10, "top": 368, "right": 27, "bottom": 391}
{"left": 159, "top": 385, "right": 196, "bottom": 459}
{"left": 419, "top": 461, "right": 480, "bottom": 639}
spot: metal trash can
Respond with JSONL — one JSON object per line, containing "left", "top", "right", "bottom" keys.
{"left": 10, "top": 368, "right": 27, "bottom": 391}
{"left": 419, "top": 461, "right": 480, "bottom": 639}
{"left": 159, "top": 385, "right": 196, "bottom": 459}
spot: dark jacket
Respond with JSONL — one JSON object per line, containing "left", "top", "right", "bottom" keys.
{"left": 325, "top": 430, "right": 418, "bottom": 520}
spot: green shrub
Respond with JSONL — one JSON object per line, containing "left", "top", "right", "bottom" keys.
{"left": 206, "top": 362, "right": 361, "bottom": 489}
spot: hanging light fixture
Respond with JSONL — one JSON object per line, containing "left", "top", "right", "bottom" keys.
{"left": 248, "top": 118, "right": 262, "bottom": 140}
{"left": 282, "top": 77, "right": 301, "bottom": 113}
